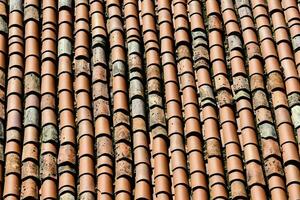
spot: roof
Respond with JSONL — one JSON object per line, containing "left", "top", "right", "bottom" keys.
{"left": 1, "top": 0, "right": 300, "bottom": 199}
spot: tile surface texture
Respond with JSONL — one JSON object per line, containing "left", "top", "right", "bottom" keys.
{"left": 0, "top": 0, "right": 300, "bottom": 199}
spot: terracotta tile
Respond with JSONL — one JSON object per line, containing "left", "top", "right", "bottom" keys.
{"left": 57, "top": 1, "right": 76, "bottom": 199}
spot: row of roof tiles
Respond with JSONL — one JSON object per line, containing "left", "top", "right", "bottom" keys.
{"left": 0, "top": 0, "right": 300, "bottom": 199}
